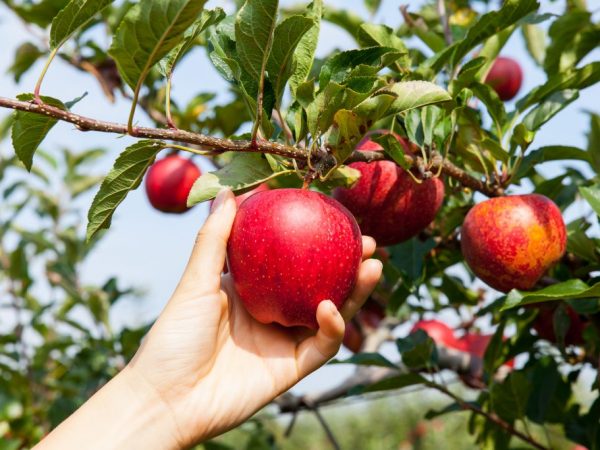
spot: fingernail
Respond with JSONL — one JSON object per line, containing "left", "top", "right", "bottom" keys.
{"left": 211, "top": 188, "right": 230, "bottom": 213}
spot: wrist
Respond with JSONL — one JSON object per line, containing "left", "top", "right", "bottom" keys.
{"left": 35, "top": 366, "right": 182, "bottom": 450}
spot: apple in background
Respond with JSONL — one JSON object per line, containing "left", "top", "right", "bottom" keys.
{"left": 457, "top": 333, "right": 514, "bottom": 368}
{"left": 532, "top": 302, "right": 588, "bottom": 346}
{"left": 343, "top": 321, "right": 363, "bottom": 353}
{"left": 485, "top": 56, "right": 523, "bottom": 101}
{"left": 343, "top": 300, "right": 386, "bottom": 352}
{"left": 411, "top": 319, "right": 461, "bottom": 349}
{"left": 227, "top": 188, "right": 363, "bottom": 329}
{"left": 333, "top": 131, "right": 445, "bottom": 247}
{"left": 145, "top": 155, "right": 201, "bottom": 213}
{"left": 461, "top": 194, "right": 566, "bottom": 293}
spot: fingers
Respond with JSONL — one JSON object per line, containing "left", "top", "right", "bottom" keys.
{"left": 340, "top": 259, "right": 383, "bottom": 322}
{"left": 177, "top": 189, "right": 237, "bottom": 296}
{"left": 295, "top": 300, "right": 345, "bottom": 378}
{"left": 362, "top": 236, "right": 376, "bottom": 260}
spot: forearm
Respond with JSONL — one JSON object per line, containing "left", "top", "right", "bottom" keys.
{"left": 33, "top": 366, "right": 182, "bottom": 450}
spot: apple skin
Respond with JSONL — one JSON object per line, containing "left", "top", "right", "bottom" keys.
{"left": 343, "top": 322, "right": 363, "bottom": 353}
{"left": 227, "top": 188, "right": 363, "bottom": 329}
{"left": 342, "top": 300, "right": 386, "bottom": 352}
{"left": 461, "top": 194, "right": 567, "bottom": 293}
{"left": 411, "top": 320, "right": 461, "bottom": 349}
{"left": 333, "top": 132, "right": 445, "bottom": 247}
{"left": 532, "top": 302, "right": 587, "bottom": 346}
{"left": 145, "top": 155, "right": 201, "bottom": 213}
{"left": 234, "top": 183, "right": 269, "bottom": 206}
{"left": 485, "top": 56, "right": 523, "bottom": 101}
{"left": 457, "top": 333, "right": 514, "bottom": 368}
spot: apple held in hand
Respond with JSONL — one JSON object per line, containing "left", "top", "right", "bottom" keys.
{"left": 227, "top": 188, "right": 363, "bottom": 329}
{"left": 234, "top": 183, "right": 269, "bottom": 206}
{"left": 411, "top": 319, "right": 461, "bottom": 349}
{"left": 485, "top": 56, "right": 523, "bottom": 101}
{"left": 333, "top": 131, "right": 445, "bottom": 247}
{"left": 461, "top": 194, "right": 566, "bottom": 292}
{"left": 145, "top": 155, "right": 201, "bottom": 213}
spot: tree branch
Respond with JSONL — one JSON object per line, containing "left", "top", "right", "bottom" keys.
{"left": 0, "top": 96, "right": 306, "bottom": 159}
{"left": 0, "top": 96, "right": 503, "bottom": 197}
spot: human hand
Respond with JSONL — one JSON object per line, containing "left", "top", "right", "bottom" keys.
{"left": 125, "top": 188, "right": 382, "bottom": 447}
{"left": 35, "top": 188, "right": 382, "bottom": 450}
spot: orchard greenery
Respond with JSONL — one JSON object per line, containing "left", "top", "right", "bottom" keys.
{"left": 1, "top": 0, "right": 600, "bottom": 449}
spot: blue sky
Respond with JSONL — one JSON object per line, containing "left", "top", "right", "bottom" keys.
{"left": 0, "top": 0, "right": 599, "bottom": 394}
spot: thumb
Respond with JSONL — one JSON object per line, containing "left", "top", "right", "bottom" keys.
{"left": 176, "top": 188, "right": 237, "bottom": 296}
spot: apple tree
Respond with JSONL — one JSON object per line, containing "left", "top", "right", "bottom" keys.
{"left": 0, "top": 0, "right": 599, "bottom": 448}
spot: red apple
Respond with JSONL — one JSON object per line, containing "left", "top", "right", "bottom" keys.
{"left": 145, "top": 155, "right": 201, "bottom": 213}
{"left": 234, "top": 183, "right": 269, "bottom": 206}
{"left": 485, "top": 56, "right": 523, "bottom": 101}
{"left": 411, "top": 319, "right": 461, "bottom": 349}
{"left": 342, "top": 299, "right": 385, "bottom": 352}
{"left": 333, "top": 131, "right": 445, "bottom": 247}
{"left": 458, "top": 332, "right": 514, "bottom": 368}
{"left": 227, "top": 188, "right": 363, "bottom": 329}
{"left": 461, "top": 194, "right": 566, "bottom": 292}
{"left": 343, "top": 321, "right": 363, "bottom": 353}
{"left": 532, "top": 302, "right": 588, "bottom": 346}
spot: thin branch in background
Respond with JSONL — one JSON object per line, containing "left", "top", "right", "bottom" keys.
{"left": 437, "top": 0, "right": 453, "bottom": 46}
{"left": 426, "top": 381, "right": 548, "bottom": 450}
{"left": 283, "top": 411, "right": 298, "bottom": 437}
{"left": 310, "top": 406, "right": 341, "bottom": 450}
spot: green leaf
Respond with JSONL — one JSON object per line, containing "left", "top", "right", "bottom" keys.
{"left": 288, "top": 0, "right": 321, "bottom": 95}
{"left": 8, "top": 43, "right": 45, "bottom": 83}
{"left": 587, "top": 112, "right": 600, "bottom": 174}
{"left": 86, "top": 140, "right": 165, "bottom": 241}
{"left": 515, "top": 145, "right": 589, "bottom": 180}
{"left": 235, "top": 0, "right": 278, "bottom": 82}
{"left": 187, "top": 153, "right": 292, "bottom": 206}
{"left": 327, "top": 109, "right": 365, "bottom": 164}
{"left": 579, "top": 186, "right": 600, "bottom": 217}
{"left": 109, "top": 0, "right": 207, "bottom": 89}
{"left": 384, "top": 81, "right": 452, "bottom": 117}
{"left": 158, "top": 8, "right": 226, "bottom": 77}
{"left": 390, "top": 237, "right": 437, "bottom": 283}
{"left": 357, "top": 23, "right": 410, "bottom": 71}
{"left": 11, "top": 94, "right": 66, "bottom": 171}
{"left": 319, "top": 46, "right": 402, "bottom": 86}
{"left": 373, "top": 133, "right": 410, "bottom": 170}
{"left": 361, "top": 373, "right": 427, "bottom": 393}
{"left": 470, "top": 82, "right": 506, "bottom": 133}
{"left": 489, "top": 372, "right": 531, "bottom": 422}
{"left": 266, "top": 15, "right": 315, "bottom": 105}
{"left": 517, "top": 62, "right": 600, "bottom": 112}
{"left": 50, "top": 0, "right": 113, "bottom": 49}
{"left": 521, "top": 89, "right": 579, "bottom": 132}
{"left": 397, "top": 329, "right": 437, "bottom": 368}
{"left": 8, "top": 0, "right": 69, "bottom": 28}
{"left": 331, "top": 352, "right": 397, "bottom": 368}
{"left": 521, "top": 23, "right": 546, "bottom": 66}
{"left": 501, "top": 279, "right": 600, "bottom": 311}
{"left": 429, "top": 0, "right": 538, "bottom": 71}
{"left": 544, "top": 11, "right": 591, "bottom": 75}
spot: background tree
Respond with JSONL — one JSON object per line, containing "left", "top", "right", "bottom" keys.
{"left": 0, "top": 0, "right": 599, "bottom": 449}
